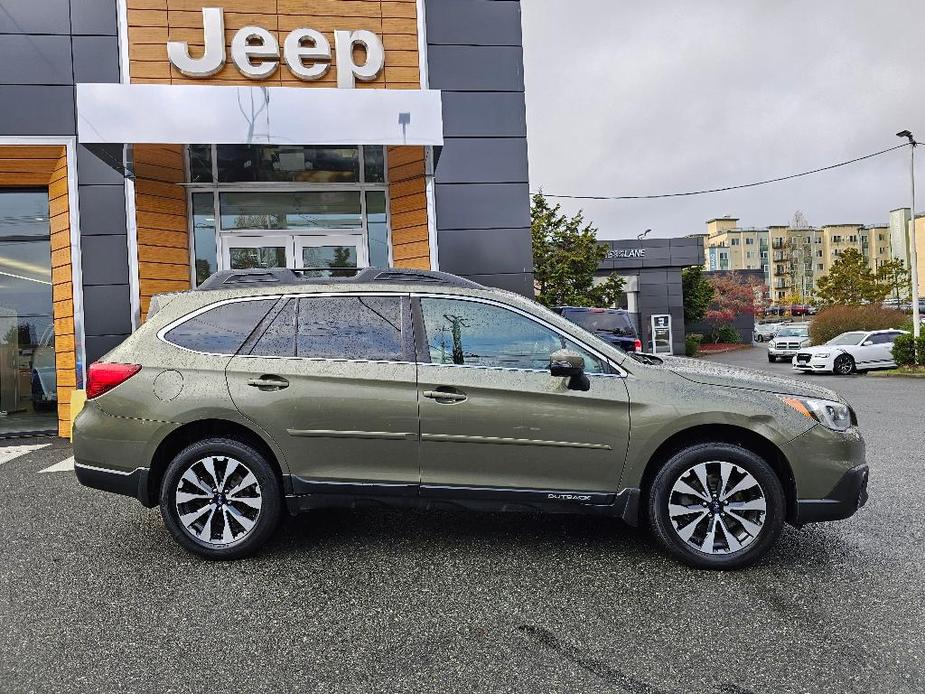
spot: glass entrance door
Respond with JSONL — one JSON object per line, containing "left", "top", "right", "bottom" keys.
{"left": 218, "top": 232, "right": 367, "bottom": 277}
{"left": 220, "top": 234, "right": 289, "bottom": 270}
{"left": 295, "top": 234, "right": 366, "bottom": 277}
{"left": 0, "top": 189, "right": 57, "bottom": 437}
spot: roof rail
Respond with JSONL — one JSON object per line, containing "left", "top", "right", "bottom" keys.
{"left": 194, "top": 267, "right": 483, "bottom": 291}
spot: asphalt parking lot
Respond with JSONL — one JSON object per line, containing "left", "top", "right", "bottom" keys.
{"left": 1, "top": 347, "right": 923, "bottom": 693}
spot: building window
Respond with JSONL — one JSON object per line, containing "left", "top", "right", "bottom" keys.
{"left": 817, "top": 263, "right": 823, "bottom": 270}
{"left": 187, "top": 145, "right": 390, "bottom": 286}
{"left": 832, "top": 235, "right": 842, "bottom": 243}
{"left": 730, "top": 238, "right": 739, "bottom": 246}
{"left": 745, "top": 237, "right": 754, "bottom": 245}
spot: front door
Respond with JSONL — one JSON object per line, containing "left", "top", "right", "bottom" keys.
{"left": 413, "top": 296, "right": 631, "bottom": 496}
{"left": 226, "top": 293, "right": 419, "bottom": 491}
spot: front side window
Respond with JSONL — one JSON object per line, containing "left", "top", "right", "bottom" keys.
{"left": 419, "top": 298, "right": 605, "bottom": 373}
{"left": 297, "top": 296, "right": 403, "bottom": 361}
{"left": 165, "top": 299, "right": 276, "bottom": 354}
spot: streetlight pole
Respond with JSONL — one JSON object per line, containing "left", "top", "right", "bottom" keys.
{"left": 897, "top": 131, "right": 920, "bottom": 343}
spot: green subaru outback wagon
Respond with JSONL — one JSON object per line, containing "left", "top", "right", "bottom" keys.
{"left": 73, "top": 269, "right": 868, "bottom": 569}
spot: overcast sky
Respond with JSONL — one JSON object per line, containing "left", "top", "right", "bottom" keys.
{"left": 521, "top": 0, "right": 925, "bottom": 240}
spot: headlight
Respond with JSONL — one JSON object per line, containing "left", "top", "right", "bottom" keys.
{"left": 782, "top": 397, "right": 854, "bottom": 432}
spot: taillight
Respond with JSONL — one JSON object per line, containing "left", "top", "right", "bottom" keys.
{"left": 86, "top": 362, "right": 141, "bottom": 399}
{"left": 633, "top": 339, "right": 642, "bottom": 351}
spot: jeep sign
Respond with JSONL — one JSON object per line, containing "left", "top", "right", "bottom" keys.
{"left": 167, "top": 7, "right": 385, "bottom": 88}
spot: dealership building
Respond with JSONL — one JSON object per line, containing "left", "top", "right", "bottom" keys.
{"left": 0, "top": 0, "right": 532, "bottom": 437}
{"left": 595, "top": 238, "right": 704, "bottom": 355}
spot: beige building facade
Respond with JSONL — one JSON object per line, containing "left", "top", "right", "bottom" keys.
{"left": 702, "top": 216, "right": 897, "bottom": 302}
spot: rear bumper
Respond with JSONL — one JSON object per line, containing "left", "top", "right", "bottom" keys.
{"left": 795, "top": 464, "right": 869, "bottom": 524}
{"left": 74, "top": 462, "right": 149, "bottom": 503}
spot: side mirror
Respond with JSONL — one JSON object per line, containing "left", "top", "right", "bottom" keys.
{"left": 862, "top": 340, "right": 873, "bottom": 346}
{"left": 550, "top": 349, "right": 585, "bottom": 377}
{"left": 550, "top": 350, "right": 590, "bottom": 391}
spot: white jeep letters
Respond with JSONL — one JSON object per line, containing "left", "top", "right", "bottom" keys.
{"left": 166, "top": 7, "right": 385, "bottom": 87}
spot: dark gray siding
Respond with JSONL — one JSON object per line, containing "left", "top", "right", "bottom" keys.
{"left": 0, "top": 0, "right": 128, "bottom": 364}
{"left": 424, "top": 0, "right": 533, "bottom": 295}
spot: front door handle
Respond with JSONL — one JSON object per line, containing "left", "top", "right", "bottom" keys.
{"left": 246, "top": 375, "right": 289, "bottom": 391}
{"left": 423, "top": 388, "right": 467, "bottom": 404}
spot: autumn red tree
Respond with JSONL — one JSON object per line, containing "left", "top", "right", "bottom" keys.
{"left": 704, "top": 273, "right": 762, "bottom": 342}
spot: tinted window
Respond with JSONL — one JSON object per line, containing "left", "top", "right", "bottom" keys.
{"left": 250, "top": 299, "right": 296, "bottom": 357}
{"left": 869, "top": 332, "right": 899, "bottom": 345}
{"left": 420, "top": 298, "right": 605, "bottom": 373}
{"left": 297, "top": 296, "right": 402, "bottom": 361}
{"left": 165, "top": 299, "right": 275, "bottom": 354}
{"left": 562, "top": 308, "right": 636, "bottom": 337}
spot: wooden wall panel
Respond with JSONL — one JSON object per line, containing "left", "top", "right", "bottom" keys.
{"left": 133, "top": 145, "right": 191, "bottom": 320}
{"left": 388, "top": 146, "right": 429, "bottom": 269}
{"left": 128, "top": 0, "right": 420, "bottom": 89}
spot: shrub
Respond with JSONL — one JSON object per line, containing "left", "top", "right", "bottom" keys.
{"left": 685, "top": 333, "right": 703, "bottom": 357}
{"left": 712, "top": 325, "right": 740, "bottom": 344}
{"left": 809, "top": 305, "right": 906, "bottom": 345}
{"left": 892, "top": 333, "right": 925, "bottom": 367}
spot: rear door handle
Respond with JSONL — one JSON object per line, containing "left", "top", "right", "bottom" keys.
{"left": 423, "top": 389, "right": 467, "bottom": 403}
{"left": 246, "top": 375, "right": 289, "bottom": 390}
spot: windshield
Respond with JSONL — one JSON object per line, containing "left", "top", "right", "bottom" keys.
{"left": 562, "top": 309, "right": 636, "bottom": 336}
{"left": 776, "top": 327, "right": 808, "bottom": 338}
{"left": 827, "top": 332, "right": 866, "bottom": 346}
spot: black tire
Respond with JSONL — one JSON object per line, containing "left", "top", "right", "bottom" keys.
{"left": 160, "top": 437, "right": 282, "bottom": 560}
{"left": 648, "top": 443, "right": 785, "bottom": 570}
{"left": 767, "top": 355, "right": 776, "bottom": 362}
{"left": 755, "top": 335, "right": 764, "bottom": 343}
{"left": 833, "top": 354, "right": 855, "bottom": 376}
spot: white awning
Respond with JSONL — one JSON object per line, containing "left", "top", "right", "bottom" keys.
{"left": 76, "top": 83, "right": 443, "bottom": 146}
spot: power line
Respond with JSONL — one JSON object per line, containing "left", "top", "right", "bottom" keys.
{"left": 534, "top": 142, "right": 911, "bottom": 201}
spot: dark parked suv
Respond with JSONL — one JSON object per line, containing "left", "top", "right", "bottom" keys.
{"left": 73, "top": 269, "right": 868, "bottom": 569}
{"left": 556, "top": 306, "right": 642, "bottom": 352}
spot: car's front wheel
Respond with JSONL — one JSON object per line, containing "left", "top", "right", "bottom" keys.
{"left": 833, "top": 354, "right": 855, "bottom": 375}
{"left": 160, "top": 437, "right": 282, "bottom": 560}
{"left": 767, "top": 354, "right": 776, "bottom": 362}
{"left": 648, "top": 443, "right": 785, "bottom": 570}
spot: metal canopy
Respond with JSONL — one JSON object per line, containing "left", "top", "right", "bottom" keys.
{"left": 76, "top": 83, "right": 444, "bottom": 146}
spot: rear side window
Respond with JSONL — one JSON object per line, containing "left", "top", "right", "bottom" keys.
{"left": 164, "top": 299, "right": 275, "bottom": 354}
{"left": 296, "top": 296, "right": 403, "bottom": 361}
{"left": 563, "top": 309, "right": 636, "bottom": 337}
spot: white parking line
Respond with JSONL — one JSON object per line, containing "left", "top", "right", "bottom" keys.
{"left": 0, "top": 443, "right": 51, "bottom": 467}
{"left": 38, "top": 456, "right": 75, "bottom": 473}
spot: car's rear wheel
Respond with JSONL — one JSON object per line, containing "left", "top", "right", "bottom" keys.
{"left": 648, "top": 443, "right": 785, "bottom": 570}
{"left": 833, "top": 354, "right": 855, "bottom": 375}
{"left": 160, "top": 437, "right": 281, "bottom": 560}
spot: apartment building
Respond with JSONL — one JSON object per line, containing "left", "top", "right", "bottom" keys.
{"left": 702, "top": 216, "right": 894, "bottom": 301}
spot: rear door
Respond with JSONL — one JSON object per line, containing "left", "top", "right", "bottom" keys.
{"left": 868, "top": 331, "right": 901, "bottom": 366}
{"left": 226, "top": 293, "right": 420, "bottom": 492}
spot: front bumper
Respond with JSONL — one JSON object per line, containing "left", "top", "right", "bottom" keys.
{"left": 795, "top": 464, "right": 869, "bottom": 524}
{"left": 793, "top": 354, "right": 832, "bottom": 371}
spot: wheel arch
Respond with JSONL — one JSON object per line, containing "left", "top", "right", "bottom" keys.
{"left": 143, "top": 419, "right": 286, "bottom": 507}
{"left": 638, "top": 423, "right": 798, "bottom": 524}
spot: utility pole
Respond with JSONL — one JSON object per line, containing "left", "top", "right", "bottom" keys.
{"left": 896, "top": 131, "right": 920, "bottom": 346}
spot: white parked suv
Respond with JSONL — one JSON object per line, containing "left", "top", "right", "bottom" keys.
{"left": 793, "top": 329, "right": 907, "bottom": 375}
{"left": 767, "top": 324, "right": 810, "bottom": 362}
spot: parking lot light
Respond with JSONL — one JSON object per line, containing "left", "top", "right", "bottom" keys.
{"left": 896, "top": 130, "right": 920, "bottom": 346}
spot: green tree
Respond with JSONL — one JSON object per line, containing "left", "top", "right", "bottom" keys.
{"left": 531, "top": 192, "right": 625, "bottom": 307}
{"left": 875, "top": 258, "right": 912, "bottom": 304}
{"left": 681, "top": 265, "right": 715, "bottom": 324}
{"left": 815, "top": 248, "right": 885, "bottom": 306}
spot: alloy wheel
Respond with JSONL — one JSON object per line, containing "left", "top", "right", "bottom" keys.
{"left": 667, "top": 461, "right": 767, "bottom": 555}
{"left": 174, "top": 456, "right": 263, "bottom": 546}
{"left": 834, "top": 355, "right": 854, "bottom": 375}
